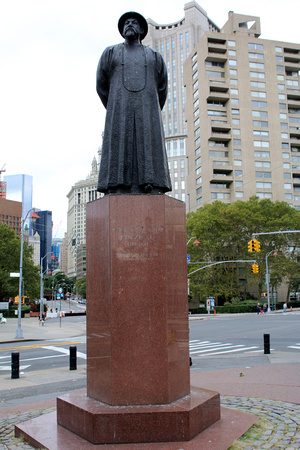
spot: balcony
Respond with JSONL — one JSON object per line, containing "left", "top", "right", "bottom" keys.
{"left": 207, "top": 92, "right": 230, "bottom": 102}
{"left": 209, "top": 82, "right": 229, "bottom": 93}
{"left": 211, "top": 171, "right": 233, "bottom": 183}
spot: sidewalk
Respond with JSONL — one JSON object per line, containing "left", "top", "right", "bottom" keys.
{"left": 1, "top": 317, "right": 300, "bottom": 449}
{"left": 0, "top": 316, "right": 86, "bottom": 343}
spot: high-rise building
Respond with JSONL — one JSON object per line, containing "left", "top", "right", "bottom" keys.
{"left": 51, "top": 237, "right": 62, "bottom": 273}
{"left": 144, "top": 2, "right": 219, "bottom": 205}
{"left": 67, "top": 155, "right": 102, "bottom": 278}
{"left": 184, "top": 12, "right": 300, "bottom": 212}
{"left": 60, "top": 232, "right": 68, "bottom": 276}
{"left": 4, "top": 174, "right": 33, "bottom": 222}
{"left": 0, "top": 198, "right": 22, "bottom": 235}
{"left": 33, "top": 210, "right": 53, "bottom": 273}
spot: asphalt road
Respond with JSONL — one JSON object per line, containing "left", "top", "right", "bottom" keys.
{"left": 1, "top": 312, "right": 299, "bottom": 374}
{"left": 189, "top": 311, "right": 300, "bottom": 372}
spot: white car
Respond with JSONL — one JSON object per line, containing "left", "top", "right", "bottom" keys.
{"left": 0, "top": 317, "right": 7, "bottom": 324}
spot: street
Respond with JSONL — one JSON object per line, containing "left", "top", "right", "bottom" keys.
{"left": 0, "top": 311, "right": 299, "bottom": 405}
{"left": 190, "top": 311, "right": 300, "bottom": 372}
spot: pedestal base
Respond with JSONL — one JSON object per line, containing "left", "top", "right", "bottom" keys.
{"left": 56, "top": 387, "right": 220, "bottom": 444}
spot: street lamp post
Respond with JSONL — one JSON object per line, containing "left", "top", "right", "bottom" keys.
{"left": 15, "top": 209, "right": 40, "bottom": 339}
{"left": 40, "top": 252, "right": 54, "bottom": 320}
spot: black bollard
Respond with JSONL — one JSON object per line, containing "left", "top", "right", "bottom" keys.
{"left": 11, "top": 352, "right": 20, "bottom": 379}
{"left": 264, "top": 333, "right": 270, "bottom": 354}
{"left": 69, "top": 345, "right": 77, "bottom": 370}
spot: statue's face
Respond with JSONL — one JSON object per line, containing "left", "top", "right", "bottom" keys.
{"left": 123, "top": 17, "right": 143, "bottom": 40}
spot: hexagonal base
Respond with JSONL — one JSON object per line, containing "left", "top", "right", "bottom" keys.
{"left": 56, "top": 387, "right": 220, "bottom": 444}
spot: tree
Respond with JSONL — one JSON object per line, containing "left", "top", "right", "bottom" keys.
{"left": 186, "top": 197, "right": 300, "bottom": 304}
{"left": 75, "top": 278, "right": 86, "bottom": 298}
{"left": 0, "top": 224, "right": 40, "bottom": 300}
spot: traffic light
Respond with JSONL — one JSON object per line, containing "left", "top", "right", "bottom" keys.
{"left": 248, "top": 239, "right": 261, "bottom": 252}
{"left": 254, "top": 239, "right": 261, "bottom": 252}
{"left": 248, "top": 240, "right": 255, "bottom": 252}
{"left": 251, "top": 264, "right": 259, "bottom": 274}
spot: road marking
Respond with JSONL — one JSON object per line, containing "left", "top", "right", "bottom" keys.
{"left": 190, "top": 344, "right": 245, "bottom": 355}
{"left": 189, "top": 342, "right": 222, "bottom": 349}
{"left": 0, "top": 365, "right": 30, "bottom": 372}
{"left": 189, "top": 340, "right": 260, "bottom": 356}
{"left": 43, "top": 346, "right": 86, "bottom": 360}
{"left": 0, "top": 341, "right": 83, "bottom": 352}
{"left": 202, "top": 346, "right": 259, "bottom": 356}
{"left": 288, "top": 345, "right": 300, "bottom": 349}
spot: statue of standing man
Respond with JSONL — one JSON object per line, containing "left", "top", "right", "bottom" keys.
{"left": 96, "top": 12, "right": 172, "bottom": 195}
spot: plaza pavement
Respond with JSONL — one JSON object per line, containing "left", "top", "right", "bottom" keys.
{"left": 0, "top": 316, "right": 299, "bottom": 449}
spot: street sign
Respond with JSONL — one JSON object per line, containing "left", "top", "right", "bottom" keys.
{"left": 10, "top": 272, "right": 20, "bottom": 277}
{"left": 187, "top": 254, "right": 190, "bottom": 263}
{"left": 58, "top": 288, "right": 63, "bottom": 294}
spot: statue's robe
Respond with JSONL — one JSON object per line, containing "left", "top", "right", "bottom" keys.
{"left": 96, "top": 42, "right": 172, "bottom": 193}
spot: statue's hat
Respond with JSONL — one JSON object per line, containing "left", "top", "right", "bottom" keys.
{"left": 118, "top": 12, "right": 148, "bottom": 40}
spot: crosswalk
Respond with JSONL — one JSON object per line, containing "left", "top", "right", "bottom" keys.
{"left": 189, "top": 340, "right": 262, "bottom": 356}
{"left": 288, "top": 343, "right": 300, "bottom": 350}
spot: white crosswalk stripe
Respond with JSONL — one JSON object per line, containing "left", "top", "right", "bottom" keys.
{"left": 288, "top": 343, "right": 300, "bottom": 350}
{"left": 189, "top": 340, "right": 259, "bottom": 356}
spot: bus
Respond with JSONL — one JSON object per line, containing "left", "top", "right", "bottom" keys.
{"left": 14, "top": 296, "right": 30, "bottom": 305}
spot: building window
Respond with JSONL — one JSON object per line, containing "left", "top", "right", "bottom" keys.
{"left": 253, "top": 130, "right": 269, "bottom": 137}
{"left": 257, "top": 192, "right": 272, "bottom": 199}
{"left": 250, "top": 71, "right": 265, "bottom": 79}
{"left": 249, "top": 52, "right": 264, "bottom": 59}
{"left": 254, "top": 141, "right": 269, "bottom": 147}
{"left": 251, "top": 91, "right": 266, "bottom": 98}
{"left": 254, "top": 151, "right": 270, "bottom": 158}
{"left": 228, "top": 40, "right": 236, "bottom": 47}
{"left": 251, "top": 81, "right": 266, "bottom": 88}
{"left": 256, "top": 182, "right": 272, "bottom": 188}
{"left": 256, "top": 171, "right": 271, "bottom": 178}
{"left": 249, "top": 62, "right": 264, "bottom": 69}
{"left": 248, "top": 43, "right": 263, "bottom": 50}
{"left": 252, "top": 110, "right": 268, "bottom": 117}
{"left": 235, "top": 192, "right": 243, "bottom": 198}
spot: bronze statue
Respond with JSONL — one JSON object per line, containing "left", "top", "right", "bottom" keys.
{"left": 96, "top": 12, "right": 172, "bottom": 194}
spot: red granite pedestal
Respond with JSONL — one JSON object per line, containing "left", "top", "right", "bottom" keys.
{"left": 56, "top": 195, "right": 220, "bottom": 444}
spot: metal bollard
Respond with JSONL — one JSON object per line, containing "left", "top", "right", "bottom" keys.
{"left": 11, "top": 352, "right": 20, "bottom": 379}
{"left": 264, "top": 333, "right": 270, "bottom": 354}
{"left": 69, "top": 345, "right": 77, "bottom": 370}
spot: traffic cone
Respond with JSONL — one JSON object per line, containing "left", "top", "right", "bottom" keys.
{"left": 214, "top": 310, "right": 216, "bottom": 315}
{"left": 291, "top": 307, "right": 293, "bottom": 311}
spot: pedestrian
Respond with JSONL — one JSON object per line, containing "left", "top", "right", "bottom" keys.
{"left": 283, "top": 302, "right": 287, "bottom": 313}
{"left": 256, "top": 303, "right": 261, "bottom": 314}
{"left": 263, "top": 303, "right": 267, "bottom": 314}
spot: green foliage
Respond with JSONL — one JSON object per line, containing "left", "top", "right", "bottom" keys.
{"left": 75, "top": 278, "right": 86, "bottom": 298}
{"left": 187, "top": 197, "right": 300, "bottom": 304}
{"left": 43, "top": 273, "right": 76, "bottom": 296}
{"left": 0, "top": 224, "right": 40, "bottom": 301}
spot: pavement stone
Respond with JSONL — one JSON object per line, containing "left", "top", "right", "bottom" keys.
{"left": 0, "top": 396, "right": 299, "bottom": 449}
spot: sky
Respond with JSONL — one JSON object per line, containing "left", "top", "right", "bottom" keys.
{"left": 1, "top": 0, "right": 299, "bottom": 238}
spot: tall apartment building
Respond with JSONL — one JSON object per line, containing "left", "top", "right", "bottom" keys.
{"left": 144, "top": 1, "right": 219, "bottom": 204}
{"left": 67, "top": 155, "right": 102, "bottom": 278}
{"left": 184, "top": 12, "right": 300, "bottom": 212}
